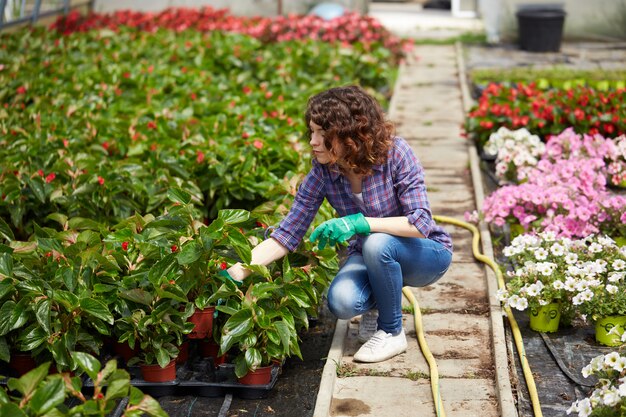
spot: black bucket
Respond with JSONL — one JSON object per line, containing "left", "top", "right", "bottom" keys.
{"left": 516, "top": 6, "right": 566, "bottom": 52}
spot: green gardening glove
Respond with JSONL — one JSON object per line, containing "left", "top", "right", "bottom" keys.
{"left": 310, "top": 213, "right": 370, "bottom": 250}
{"left": 219, "top": 270, "right": 243, "bottom": 287}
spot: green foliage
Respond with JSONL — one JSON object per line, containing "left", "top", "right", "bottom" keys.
{"left": 0, "top": 353, "right": 167, "bottom": 417}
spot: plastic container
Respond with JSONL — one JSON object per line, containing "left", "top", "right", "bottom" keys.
{"left": 529, "top": 302, "right": 561, "bottom": 333}
{"left": 516, "top": 6, "right": 566, "bottom": 52}
{"left": 595, "top": 315, "right": 626, "bottom": 347}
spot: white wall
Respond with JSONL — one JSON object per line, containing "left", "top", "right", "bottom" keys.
{"left": 484, "top": 0, "right": 626, "bottom": 41}
{"left": 93, "top": 0, "right": 368, "bottom": 16}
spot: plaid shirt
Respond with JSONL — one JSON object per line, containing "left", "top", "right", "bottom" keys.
{"left": 270, "top": 137, "right": 453, "bottom": 254}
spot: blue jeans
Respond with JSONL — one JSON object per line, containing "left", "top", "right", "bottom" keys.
{"left": 327, "top": 233, "right": 452, "bottom": 335}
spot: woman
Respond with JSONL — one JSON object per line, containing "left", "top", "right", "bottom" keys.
{"left": 226, "top": 85, "right": 452, "bottom": 363}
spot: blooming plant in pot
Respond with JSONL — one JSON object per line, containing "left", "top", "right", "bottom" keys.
{"left": 567, "top": 351, "right": 626, "bottom": 417}
{"left": 565, "top": 235, "right": 626, "bottom": 346}
{"left": 482, "top": 126, "right": 545, "bottom": 184}
{"left": 497, "top": 231, "right": 578, "bottom": 331}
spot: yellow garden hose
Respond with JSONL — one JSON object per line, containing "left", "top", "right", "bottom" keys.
{"left": 430, "top": 214, "right": 543, "bottom": 417}
{"left": 402, "top": 286, "right": 446, "bottom": 417}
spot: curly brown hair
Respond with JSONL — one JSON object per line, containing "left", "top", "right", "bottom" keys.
{"left": 305, "top": 85, "right": 395, "bottom": 176}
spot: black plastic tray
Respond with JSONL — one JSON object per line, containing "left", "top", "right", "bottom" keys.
{"left": 83, "top": 358, "right": 279, "bottom": 399}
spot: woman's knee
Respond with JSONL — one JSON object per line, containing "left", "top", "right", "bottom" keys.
{"left": 362, "top": 233, "right": 395, "bottom": 263}
{"left": 327, "top": 280, "right": 360, "bottom": 319}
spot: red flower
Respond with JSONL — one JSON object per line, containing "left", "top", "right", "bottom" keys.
{"left": 242, "top": 132, "right": 250, "bottom": 139}
{"left": 123, "top": 72, "right": 130, "bottom": 78}
{"left": 63, "top": 139, "right": 69, "bottom": 148}
{"left": 45, "top": 173, "right": 56, "bottom": 183}
{"left": 265, "top": 91, "right": 273, "bottom": 99}
{"left": 171, "top": 245, "right": 178, "bottom": 252}
{"left": 38, "top": 169, "right": 44, "bottom": 177}
{"left": 253, "top": 140, "right": 263, "bottom": 149}
{"left": 190, "top": 92, "right": 197, "bottom": 100}
{"left": 102, "top": 142, "right": 110, "bottom": 150}
{"left": 574, "top": 108, "right": 585, "bottom": 121}
{"left": 122, "top": 241, "right": 129, "bottom": 251}
{"left": 196, "top": 150, "right": 205, "bottom": 163}
{"left": 147, "top": 121, "right": 157, "bottom": 130}
{"left": 97, "top": 176, "right": 105, "bottom": 185}
{"left": 220, "top": 262, "right": 228, "bottom": 270}
{"left": 242, "top": 86, "right": 252, "bottom": 94}
{"left": 16, "top": 86, "right": 26, "bottom": 94}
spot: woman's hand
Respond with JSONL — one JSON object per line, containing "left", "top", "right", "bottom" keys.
{"left": 310, "top": 213, "right": 370, "bottom": 249}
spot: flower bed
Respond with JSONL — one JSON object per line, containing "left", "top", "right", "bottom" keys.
{"left": 51, "top": 7, "right": 412, "bottom": 65}
{"left": 465, "top": 83, "right": 626, "bottom": 148}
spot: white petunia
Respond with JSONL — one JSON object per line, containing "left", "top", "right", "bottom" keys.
{"left": 606, "top": 284, "right": 619, "bottom": 294}
{"left": 534, "top": 248, "right": 548, "bottom": 260}
{"left": 550, "top": 243, "right": 565, "bottom": 256}
{"left": 613, "top": 259, "right": 626, "bottom": 271}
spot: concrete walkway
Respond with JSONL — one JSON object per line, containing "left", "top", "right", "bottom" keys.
{"left": 313, "top": 44, "right": 516, "bottom": 417}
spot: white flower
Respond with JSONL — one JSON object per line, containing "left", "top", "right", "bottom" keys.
{"left": 534, "top": 248, "right": 548, "bottom": 261}
{"left": 550, "top": 243, "right": 565, "bottom": 257}
{"left": 619, "top": 381, "right": 626, "bottom": 397}
{"left": 606, "top": 284, "right": 619, "bottom": 294}
{"left": 613, "top": 259, "right": 626, "bottom": 271}
{"left": 582, "top": 364, "right": 593, "bottom": 378}
{"left": 526, "top": 282, "right": 544, "bottom": 296}
{"left": 608, "top": 272, "right": 624, "bottom": 283}
{"left": 588, "top": 242, "right": 603, "bottom": 253}
{"left": 537, "top": 262, "right": 556, "bottom": 276}
{"left": 565, "top": 253, "right": 578, "bottom": 264}
{"left": 604, "top": 352, "right": 621, "bottom": 368}
{"left": 602, "top": 387, "right": 620, "bottom": 407}
{"left": 552, "top": 280, "right": 565, "bottom": 290}
{"left": 568, "top": 398, "right": 591, "bottom": 417}
{"left": 614, "top": 357, "right": 626, "bottom": 372}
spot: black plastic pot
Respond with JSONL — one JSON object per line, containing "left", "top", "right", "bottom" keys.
{"left": 516, "top": 6, "right": 566, "bottom": 52}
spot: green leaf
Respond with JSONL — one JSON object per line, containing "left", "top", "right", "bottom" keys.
{"left": 0, "top": 218, "right": 15, "bottom": 242}
{"left": 167, "top": 188, "right": 191, "bottom": 205}
{"left": 156, "top": 348, "right": 171, "bottom": 368}
{"left": 148, "top": 253, "right": 178, "bottom": 284}
{"left": 218, "top": 210, "right": 250, "bottom": 224}
{"left": 68, "top": 217, "right": 102, "bottom": 231}
{"left": 234, "top": 355, "right": 249, "bottom": 379}
{"left": 176, "top": 241, "right": 202, "bottom": 265}
{"left": 226, "top": 227, "right": 252, "bottom": 264}
{"left": 245, "top": 348, "right": 262, "bottom": 371}
{"left": 34, "top": 298, "right": 51, "bottom": 335}
{"left": 119, "top": 289, "right": 154, "bottom": 306}
{"left": 29, "top": 377, "right": 66, "bottom": 414}
{"left": 134, "top": 393, "right": 169, "bottom": 417}
{"left": 104, "top": 378, "right": 130, "bottom": 401}
{"left": 0, "top": 253, "right": 13, "bottom": 278}
{"left": 274, "top": 320, "right": 292, "bottom": 351}
{"left": 129, "top": 386, "right": 145, "bottom": 405}
{"left": 80, "top": 298, "right": 114, "bottom": 324}
{"left": 71, "top": 351, "right": 101, "bottom": 381}
{"left": 8, "top": 362, "right": 51, "bottom": 396}
{"left": 26, "top": 177, "right": 46, "bottom": 204}
{"left": 0, "top": 403, "right": 28, "bottom": 417}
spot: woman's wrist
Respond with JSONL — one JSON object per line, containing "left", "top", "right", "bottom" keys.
{"left": 226, "top": 263, "right": 250, "bottom": 281}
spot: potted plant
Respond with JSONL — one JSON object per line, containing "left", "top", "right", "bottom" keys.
{"left": 496, "top": 231, "right": 578, "bottom": 332}
{"left": 567, "top": 235, "right": 626, "bottom": 346}
{"left": 209, "top": 252, "right": 329, "bottom": 384}
{"left": 482, "top": 126, "right": 545, "bottom": 185}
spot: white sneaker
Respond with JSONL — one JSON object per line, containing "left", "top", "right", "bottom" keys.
{"left": 353, "top": 329, "right": 408, "bottom": 363}
{"left": 357, "top": 309, "right": 379, "bottom": 343}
